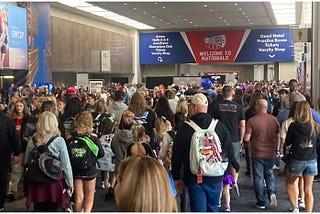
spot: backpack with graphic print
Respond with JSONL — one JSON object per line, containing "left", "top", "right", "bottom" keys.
{"left": 185, "top": 119, "right": 228, "bottom": 177}
{"left": 68, "top": 136, "right": 99, "bottom": 171}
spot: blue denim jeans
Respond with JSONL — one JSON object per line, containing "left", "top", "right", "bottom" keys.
{"left": 187, "top": 182, "right": 222, "bottom": 212}
{"left": 251, "top": 157, "right": 276, "bottom": 206}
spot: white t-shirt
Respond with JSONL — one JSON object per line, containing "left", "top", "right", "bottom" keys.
{"left": 280, "top": 117, "right": 294, "bottom": 140}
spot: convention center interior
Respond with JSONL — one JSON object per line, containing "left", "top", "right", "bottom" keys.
{"left": 1, "top": 1, "right": 320, "bottom": 212}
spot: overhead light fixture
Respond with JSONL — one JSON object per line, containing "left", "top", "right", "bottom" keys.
{"left": 271, "top": 2, "right": 296, "bottom": 25}
{"left": 2, "top": 76, "right": 14, "bottom": 79}
{"left": 58, "top": 1, "right": 155, "bottom": 30}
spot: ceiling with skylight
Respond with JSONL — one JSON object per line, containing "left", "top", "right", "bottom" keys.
{"left": 56, "top": 1, "right": 305, "bottom": 30}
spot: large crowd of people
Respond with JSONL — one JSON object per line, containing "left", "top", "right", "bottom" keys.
{"left": 0, "top": 78, "right": 319, "bottom": 212}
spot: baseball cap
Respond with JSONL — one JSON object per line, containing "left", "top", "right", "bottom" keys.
{"left": 190, "top": 93, "right": 208, "bottom": 106}
{"left": 68, "top": 87, "right": 76, "bottom": 95}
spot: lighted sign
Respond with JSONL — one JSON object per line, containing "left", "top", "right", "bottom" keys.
{"left": 0, "top": 3, "right": 27, "bottom": 70}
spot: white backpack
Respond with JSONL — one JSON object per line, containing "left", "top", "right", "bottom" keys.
{"left": 185, "top": 119, "right": 228, "bottom": 177}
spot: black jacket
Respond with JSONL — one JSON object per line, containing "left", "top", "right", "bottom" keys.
{"left": 0, "top": 111, "right": 21, "bottom": 160}
{"left": 286, "top": 122, "right": 320, "bottom": 161}
{"left": 171, "top": 112, "right": 236, "bottom": 185}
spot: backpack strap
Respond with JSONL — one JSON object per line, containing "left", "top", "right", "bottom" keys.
{"left": 76, "top": 136, "right": 99, "bottom": 157}
{"left": 32, "top": 136, "right": 58, "bottom": 148}
{"left": 94, "top": 113, "right": 102, "bottom": 122}
{"left": 208, "top": 119, "right": 218, "bottom": 131}
{"left": 46, "top": 136, "right": 58, "bottom": 147}
{"left": 184, "top": 120, "right": 201, "bottom": 132}
{"left": 185, "top": 119, "right": 218, "bottom": 132}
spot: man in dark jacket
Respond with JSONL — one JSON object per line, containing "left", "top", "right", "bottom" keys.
{"left": 0, "top": 111, "right": 21, "bottom": 211}
{"left": 172, "top": 93, "right": 238, "bottom": 212}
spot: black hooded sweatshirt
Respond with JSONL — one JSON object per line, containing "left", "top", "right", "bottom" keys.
{"left": 285, "top": 122, "right": 320, "bottom": 161}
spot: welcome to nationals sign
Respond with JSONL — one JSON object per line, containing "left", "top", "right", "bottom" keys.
{"left": 139, "top": 28, "right": 293, "bottom": 64}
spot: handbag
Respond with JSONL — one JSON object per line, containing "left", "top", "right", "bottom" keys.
{"left": 281, "top": 145, "right": 292, "bottom": 164}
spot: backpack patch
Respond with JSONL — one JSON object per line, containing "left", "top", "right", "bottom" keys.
{"left": 69, "top": 138, "right": 91, "bottom": 171}
{"left": 186, "top": 119, "right": 228, "bottom": 177}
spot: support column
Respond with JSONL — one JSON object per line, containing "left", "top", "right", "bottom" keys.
{"left": 312, "top": 2, "right": 320, "bottom": 105}
{"left": 132, "top": 30, "right": 140, "bottom": 84}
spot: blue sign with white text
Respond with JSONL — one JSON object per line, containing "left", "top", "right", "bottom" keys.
{"left": 139, "top": 29, "right": 294, "bottom": 64}
{"left": 235, "top": 29, "right": 294, "bottom": 62}
{"left": 139, "top": 32, "right": 195, "bottom": 64}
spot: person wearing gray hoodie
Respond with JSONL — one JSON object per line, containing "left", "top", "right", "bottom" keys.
{"left": 109, "top": 90, "right": 128, "bottom": 129}
{"left": 111, "top": 110, "right": 134, "bottom": 171}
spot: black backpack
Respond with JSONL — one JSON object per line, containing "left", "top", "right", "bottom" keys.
{"left": 68, "top": 136, "right": 98, "bottom": 171}
{"left": 24, "top": 136, "right": 60, "bottom": 184}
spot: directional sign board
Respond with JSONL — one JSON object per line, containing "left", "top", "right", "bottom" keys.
{"left": 236, "top": 29, "right": 293, "bottom": 62}
{"left": 139, "top": 28, "right": 294, "bottom": 64}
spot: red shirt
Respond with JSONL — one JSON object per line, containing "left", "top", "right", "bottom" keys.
{"left": 15, "top": 118, "right": 23, "bottom": 137}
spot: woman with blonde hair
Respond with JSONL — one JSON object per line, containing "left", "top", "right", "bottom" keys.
{"left": 175, "top": 98, "right": 188, "bottom": 116}
{"left": 115, "top": 155, "right": 177, "bottom": 212}
{"left": 40, "top": 100, "right": 65, "bottom": 137}
{"left": 67, "top": 111, "right": 104, "bottom": 212}
{"left": 24, "top": 111, "right": 73, "bottom": 211}
{"left": 285, "top": 101, "right": 320, "bottom": 212}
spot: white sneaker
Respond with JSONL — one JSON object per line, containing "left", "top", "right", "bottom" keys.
{"left": 273, "top": 165, "right": 280, "bottom": 170}
{"left": 299, "top": 200, "right": 305, "bottom": 209}
{"left": 291, "top": 207, "right": 299, "bottom": 212}
{"left": 270, "top": 194, "right": 277, "bottom": 207}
